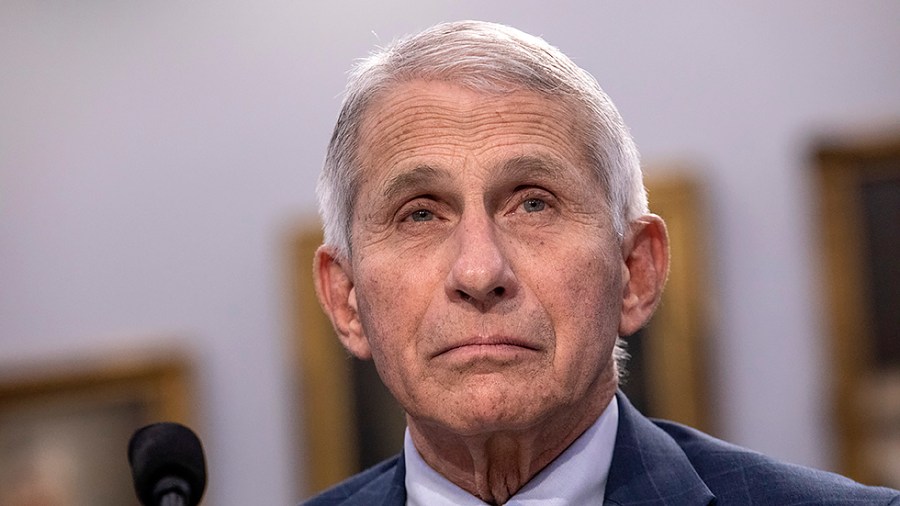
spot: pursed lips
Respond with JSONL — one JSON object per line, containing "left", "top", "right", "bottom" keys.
{"left": 432, "top": 335, "right": 543, "bottom": 358}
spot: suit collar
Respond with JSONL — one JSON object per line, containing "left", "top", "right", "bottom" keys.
{"left": 382, "top": 452, "right": 407, "bottom": 506}
{"left": 350, "top": 392, "right": 715, "bottom": 506}
{"left": 332, "top": 454, "right": 406, "bottom": 506}
{"left": 603, "top": 391, "right": 715, "bottom": 506}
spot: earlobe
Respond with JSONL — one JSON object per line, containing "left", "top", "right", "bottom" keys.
{"left": 618, "top": 214, "right": 670, "bottom": 336}
{"left": 313, "top": 245, "right": 372, "bottom": 360}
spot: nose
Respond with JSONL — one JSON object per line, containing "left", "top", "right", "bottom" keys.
{"left": 445, "top": 211, "right": 517, "bottom": 311}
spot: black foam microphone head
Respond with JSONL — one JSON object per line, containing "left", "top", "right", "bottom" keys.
{"left": 128, "top": 422, "right": 207, "bottom": 506}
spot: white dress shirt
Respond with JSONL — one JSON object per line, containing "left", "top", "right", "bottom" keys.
{"left": 405, "top": 396, "right": 619, "bottom": 505}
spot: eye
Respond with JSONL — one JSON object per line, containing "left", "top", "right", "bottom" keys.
{"left": 409, "top": 209, "right": 434, "bottom": 222}
{"left": 522, "top": 198, "right": 546, "bottom": 213}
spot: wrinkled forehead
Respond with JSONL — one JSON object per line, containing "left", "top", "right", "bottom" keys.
{"left": 353, "top": 79, "right": 596, "bottom": 190}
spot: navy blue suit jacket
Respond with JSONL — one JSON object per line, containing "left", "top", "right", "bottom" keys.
{"left": 302, "top": 392, "right": 900, "bottom": 505}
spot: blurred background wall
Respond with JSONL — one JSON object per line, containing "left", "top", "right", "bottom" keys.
{"left": 2, "top": 1, "right": 899, "bottom": 504}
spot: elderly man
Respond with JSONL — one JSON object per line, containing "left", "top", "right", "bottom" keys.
{"left": 307, "top": 20, "right": 899, "bottom": 505}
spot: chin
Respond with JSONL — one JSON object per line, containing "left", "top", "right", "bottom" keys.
{"left": 432, "top": 397, "right": 552, "bottom": 437}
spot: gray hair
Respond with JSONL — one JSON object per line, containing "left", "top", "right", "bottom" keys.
{"left": 317, "top": 20, "right": 647, "bottom": 261}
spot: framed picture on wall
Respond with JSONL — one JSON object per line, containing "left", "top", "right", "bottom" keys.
{"left": 290, "top": 171, "right": 713, "bottom": 493}
{"left": 0, "top": 352, "right": 194, "bottom": 506}
{"left": 815, "top": 131, "right": 900, "bottom": 488}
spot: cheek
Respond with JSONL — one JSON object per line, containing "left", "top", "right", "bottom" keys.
{"left": 354, "top": 290, "right": 411, "bottom": 394}
{"left": 544, "top": 250, "right": 623, "bottom": 361}
{"left": 353, "top": 261, "right": 435, "bottom": 362}
{"left": 541, "top": 240, "right": 621, "bottom": 305}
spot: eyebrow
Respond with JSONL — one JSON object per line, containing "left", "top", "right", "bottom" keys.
{"left": 377, "top": 155, "right": 585, "bottom": 203}
{"left": 380, "top": 164, "right": 452, "bottom": 202}
{"left": 494, "top": 155, "right": 580, "bottom": 187}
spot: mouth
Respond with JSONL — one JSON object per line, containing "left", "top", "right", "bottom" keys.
{"left": 433, "top": 335, "right": 542, "bottom": 361}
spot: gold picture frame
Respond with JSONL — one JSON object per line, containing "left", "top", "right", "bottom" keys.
{"left": 291, "top": 171, "right": 711, "bottom": 493}
{"left": 815, "top": 131, "right": 900, "bottom": 488}
{"left": 0, "top": 351, "right": 194, "bottom": 505}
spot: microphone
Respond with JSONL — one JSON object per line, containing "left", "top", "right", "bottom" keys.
{"left": 128, "top": 422, "right": 207, "bottom": 506}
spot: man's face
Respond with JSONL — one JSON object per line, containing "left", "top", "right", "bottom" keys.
{"left": 342, "top": 80, "right": 625, "bottom": 435}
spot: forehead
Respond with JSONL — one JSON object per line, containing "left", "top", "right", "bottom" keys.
{"left": 355, "top": 80, "right": 591, "bottom": 187}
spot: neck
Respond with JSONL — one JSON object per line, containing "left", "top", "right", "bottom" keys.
{"left": 407, "top": 384, "right": 617, "bottom": 505}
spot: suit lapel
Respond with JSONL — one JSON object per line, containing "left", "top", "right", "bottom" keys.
{"left": 335, "top": 453, "right": 406, "bottom": 506}
{"left": 380, "top": 453, "right": 407, "bottom": 506}
{"left": 603, "top": 392, "right": 715, "bottom": 506}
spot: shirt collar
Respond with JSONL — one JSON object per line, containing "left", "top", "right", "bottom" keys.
{"left": 404, "top": 396, "right": 619, "bottom": 505}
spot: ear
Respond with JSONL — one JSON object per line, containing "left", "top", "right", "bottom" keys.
{"left": 313, "top": 245, "right": 372, "bottom": 360}
{"left": 618, "top": 214, "right": 670, "bottom": 336}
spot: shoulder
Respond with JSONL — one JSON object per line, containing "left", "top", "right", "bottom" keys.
{"left": 300, "top": 455, "right": 404, "bottom": 506}
{"left": 654, "top": 419, "right": 900, "bottom": 505}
